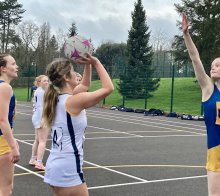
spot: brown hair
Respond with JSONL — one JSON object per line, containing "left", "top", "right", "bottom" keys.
{"left": 0, "top": 54, "right": 10, "bottom": 75}
{"left": 43, "top": 58, "right": 72, "bottom": 127}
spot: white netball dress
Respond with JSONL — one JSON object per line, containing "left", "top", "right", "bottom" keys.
{"left": 44, "top": 94, "right": 87, "bottom": 187}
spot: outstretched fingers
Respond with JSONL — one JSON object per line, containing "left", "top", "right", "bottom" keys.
{"left": 182, "top": 12, "right": 189, "bottom": 33}
{"left": 74, "top": 55, "right": 89, "bottom": 64}
{"left": 75, "top": 53, "right": 98, "bottom": 66}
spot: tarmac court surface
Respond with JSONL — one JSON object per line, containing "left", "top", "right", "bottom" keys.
{"left": 13, "top": 102, "right": 208, "bottom": 196}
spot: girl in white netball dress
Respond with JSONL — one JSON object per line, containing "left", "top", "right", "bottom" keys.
{"left": 29, "top": 75, "right": 49, "bottom": 170}
{"left": 43, "top": 54, "right": 114, "bottom": 196}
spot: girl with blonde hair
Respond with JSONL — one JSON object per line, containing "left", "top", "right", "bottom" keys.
{"left": 29, "top": 75, "right": 49, "bottom": 170}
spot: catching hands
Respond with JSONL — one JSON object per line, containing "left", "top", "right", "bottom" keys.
{"left": 182, "top": 12, "right": 189, "bottom": 34}
{"left": 75, "top": 53, "right": 99, "bottom": 66}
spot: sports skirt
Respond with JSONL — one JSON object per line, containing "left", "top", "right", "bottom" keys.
{"left": 0, "top": 135, "right": 11, "bottom": 155}
{"left": 206, "top": 145, "right": 220, "bottom": 171}
{"left": 44, "top": 152, "right": 85, "bottom": 187}
{"left": 32, "top": 113, "right": 42, "bottom": 129}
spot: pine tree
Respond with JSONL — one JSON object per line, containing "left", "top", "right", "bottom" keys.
{"left": 0, "top": 0, "right": 25, "bottom": 52}
{"left": 47, "top": 35, "right": 59, "bottom": 61}
{"left": 118, "top": 0, "right": 159, "bottom": 99}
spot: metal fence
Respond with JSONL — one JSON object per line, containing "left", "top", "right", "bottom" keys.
{"left": 13, "top": 60, "right": 203, "bottom": 115}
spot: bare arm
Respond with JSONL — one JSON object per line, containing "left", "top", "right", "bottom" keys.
{"left": 73, "top": 64, "right": 91, "bottom": 94}
{"left": 182, "top": 13, "right": 212, "bottom": 90}
{"left": 0, "top": 83, "right": 20, "bottom": 163}
{"left": 66, "top": 54, "right": 114, "bottom": 115}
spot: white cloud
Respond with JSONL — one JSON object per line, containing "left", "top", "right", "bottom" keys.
{"left": 18, "top": 0, "right": 182, "bottom": 48}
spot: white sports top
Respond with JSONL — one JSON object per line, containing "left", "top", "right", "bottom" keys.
{"left": 32, "top": 87, "right": 45, "bottom": 121}
{"left": 50, "top": 94, "right": 87, "bottom": 156}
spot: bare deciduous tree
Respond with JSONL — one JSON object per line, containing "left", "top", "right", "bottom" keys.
{"left": 18, "top": 20, "right": 39, "bottom": 50}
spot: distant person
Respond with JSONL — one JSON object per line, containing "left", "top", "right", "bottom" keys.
{"left": 0, "top": 54, "right": 20, "bottom": 196}
{"left": 76, "top": 72, "right": 83, "bottom": 84}
{"left": 43, "top": 53, "right": 114, "bottom": 196}
{"left": 30, "top": 79, "right": 37, "bottom": 100}
{"left": 29, "top": 75, "right": 49, "bottom": 170}
{"left": 182, "top": 13, "right": 220, "bottom": 196}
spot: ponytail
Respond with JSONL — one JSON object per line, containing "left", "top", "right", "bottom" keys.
{"left": 43, "top": 84, "right": 59, "bottom": 127}
{"left": 42, "top": 58, "right": 72, "bottom": 127}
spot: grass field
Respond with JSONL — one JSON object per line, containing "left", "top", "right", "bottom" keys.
{"left": 14, "top": 77, "right": 202, "bottom": 115}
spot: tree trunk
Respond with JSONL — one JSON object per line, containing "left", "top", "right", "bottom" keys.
{"left": 2, "top": 19, "right": 6, "bottom": 53}
{"left": 5, "top": 14, "right": 10, "bottom": 52}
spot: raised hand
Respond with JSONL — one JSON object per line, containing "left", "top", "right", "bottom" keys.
{"left": 75, "top": 53, "right": 99, "bottom": 66}
{"left": 182, "top": 12, "right": 189, "bottom": 34}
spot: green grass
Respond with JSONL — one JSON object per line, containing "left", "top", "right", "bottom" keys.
{"left": 14, "top": 87, "right": 29, "bottom": 101}
{"left": 90, "top": 77, "right": 202, "bottom": 115}
{"left": 13, "top": 77, "right": 202, "bottom": 115}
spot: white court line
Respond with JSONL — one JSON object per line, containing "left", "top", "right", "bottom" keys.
{"left": 15, "top": 139, "right": 148, "bottom": 182}
{"left": 16, "top": 112, "right": 143, "bottom": 138}
{"left": 16, "top": 111, "right": 146, "bottom": 138}
{"left": 16, "top": 112, "right": 205, "bottom": 139}
{"left": 14, "top": 134, "right": 35, "bottom": 136}
{"left": 88, "top": 174, "right": 207, "bottom": 190}
{"left": 87, "top": 115, "right": 205, "bottom": 136}
{"left": 86, "top": 130, "right": 180, "bottom": 134}
{"left": 88, "top": 125, "right": 143, "bottom": 137}
{"left": 16, "top": 104, "right": 33, "bottom": 108}
{"left": 86, "top": 109, "right": 206, "bottom": 128}
{"left": 88, "top": 111, "right": 206, "bottom": 133}
{"left": 85, "top": 134, "right": 204, "bottom": 140}
{"left": 15, "top": 135, "right": 207, "bottom": 190}
{"left": 17, "top": 108, "right": 205, "bottom": 135}
{"left": 84, "top": 160, "right": 147, "bottom": 182}
{"left": 129, "top": 130, "right": 182, "bottom": 133}
{"left": 15, "top": 164, "right": 44, "bottom": 179}
{"left": 16, "top": 110, "right": 32, "bottom": 113}
{"left": 15, "top": 138, "right": 207, "bottom": 190}
{"left": 20, "top": 134, "right": 204, "bottom": 141}
{"left": 16, "top": 103, "right": 206, "bottom": 129}
{"left": 13, "top": 131, "right": 204, "bottom": 140}
{"left": 17, "top": 112, "right": 32, "bottom": 116}
{"left": 13, "top": 129, "right": 204, "bottom": 141}
{"left": 22, "top": 139, "right": 52, "bottom": 142}
{"left": 15, "top": 104, "right": 207, "bottom": 190}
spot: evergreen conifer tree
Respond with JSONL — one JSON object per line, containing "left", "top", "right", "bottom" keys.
{"left": 173, "top": 0, "right": 220, "bottom": 74}
{"left": 118, "top": 0, "right": 160, "bottom": 99}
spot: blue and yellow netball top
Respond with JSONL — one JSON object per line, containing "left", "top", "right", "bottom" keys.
{"left": 0, "top": 80, "right": 16, "bottom": 136}
{"left": 203, "top": 84, "right": 220, "bottom": 171}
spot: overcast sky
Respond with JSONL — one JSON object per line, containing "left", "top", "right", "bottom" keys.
{"left": 17, "top": 0, "right": 182, "bottom": 48}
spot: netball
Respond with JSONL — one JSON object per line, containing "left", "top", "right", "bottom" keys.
{"left": 64, "top": 35, "right": 93, "bottom": 60}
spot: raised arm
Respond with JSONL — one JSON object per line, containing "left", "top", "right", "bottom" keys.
{"left": 72, "top": 64, "right": 91, "bottom": 94}
{"left": 66, "top": 54, "right": 114, "bottom": 115}
{"left": 182, "top": 13, "right": 212, "bottom": 91}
